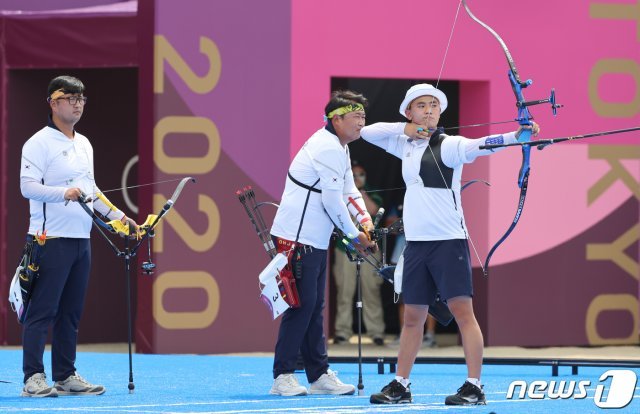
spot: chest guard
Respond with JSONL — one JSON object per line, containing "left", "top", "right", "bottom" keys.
{"left": 419, "top": 131, "right": 453, "bottom": 189}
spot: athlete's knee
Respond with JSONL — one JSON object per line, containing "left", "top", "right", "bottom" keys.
{"left": 448, "top": 297, "right": 476, "bottom": 324}
{"left": 403, "top": 305, "right": 428, "bottom": 328}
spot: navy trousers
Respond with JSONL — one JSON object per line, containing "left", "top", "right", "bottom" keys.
{"left": 273, "top": 247, "right": 329, "bottom": 383}
{"left": 22, "top": 238, "right": 91, "bottom": 383}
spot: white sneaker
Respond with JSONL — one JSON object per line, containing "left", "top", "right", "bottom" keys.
{"left": 21, "top": 373, "right": 58, "bottom": 397}
{"left": 54, "top": 372, "right": 105, "bottom": 396}
{"left": 309, "top": 369, "right": 356, "bottom": 395}
{"left": 270, "top": 373, "right": 308, "bottom": 396}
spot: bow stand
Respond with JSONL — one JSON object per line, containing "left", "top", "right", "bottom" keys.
{"left": 76, "top": 176, "right": 195, "bottom": 393}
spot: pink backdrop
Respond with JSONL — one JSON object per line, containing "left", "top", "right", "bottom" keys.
{"left": 137, "top": 0, "right": 639, "bottom": 351}
{"left": 292, "top": 0, "right": 639, "bottom": 264}
{"left": 289, "top": 0, "right": 640, "bottom": 346}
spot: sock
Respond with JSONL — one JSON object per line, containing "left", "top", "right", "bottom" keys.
{"left": 395, "top": 376, "right": 410, "bottom": 388}
{"left": 466, "top": 377, "right": 481, "bottom": 388}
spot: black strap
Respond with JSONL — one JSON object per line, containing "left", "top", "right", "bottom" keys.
{"left": 288, "top": 172, "right": 321, "bottom": 193}
{"left": 293, "top": 178, "right": 320, "bottom": 245}
{"left": 419, "top": 130, "right": 452, "bottom": 189}
{"left": 41, "top": 178, "right": 46, "bottom": 233}
{"left": 288, "top": 172, "right": 355, "bottom": 244}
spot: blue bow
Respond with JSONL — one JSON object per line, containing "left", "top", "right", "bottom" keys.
{"left": 462, "top": 0, "right": 561, "bottom": 276}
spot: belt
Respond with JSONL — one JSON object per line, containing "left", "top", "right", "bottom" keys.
{"left": 297, "top": 244, "right": 314, "bottom": 254}
{"left": 274, "top": 236, "right": 314, "bottom": 255}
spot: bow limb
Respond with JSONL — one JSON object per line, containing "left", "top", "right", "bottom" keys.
{"left": 461, "top": 179, "right": 491, "bottom": 192}
{"left": 462, "top": 0, "right": 533, "bottom": 181}
{"left": 139, "top": 176, "right": 196, "bottom": 233}
{"left": 78, "top": 194, "right": 141, "bottom": 239}
{"left": 131, "top": 176, "right": 196, "bottom": 253}
{"left": 462, "top": 0, "right": 534, "bottom": 275}
{"left": 76, "top": 193, "right": 125, "bottom": 255}
{"left": 462, "top": 0, "right": 521, "bottom": 82}
{"left": 74, "top": 177, "right": 195, "bottom": 260}
{"left": 78, "top": 176, "right": 195, "bottom": 238}
{"left": 483, "top": 172, "right": 528, "bottom": 275}
{"left": 77, "top": 193, "right": 117, "bottom": 233}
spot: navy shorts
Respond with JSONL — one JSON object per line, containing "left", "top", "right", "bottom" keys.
{"left": 401, "top": 239, "right": 472, "bottom": 305}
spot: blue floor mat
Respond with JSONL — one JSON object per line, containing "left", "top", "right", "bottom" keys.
{"left": 0, "top": 350, "right": 638, "bottom": 413}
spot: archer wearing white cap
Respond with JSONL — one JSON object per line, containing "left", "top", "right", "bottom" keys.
{"left": 363, "top": 83, "right": 540, "bottom": 406}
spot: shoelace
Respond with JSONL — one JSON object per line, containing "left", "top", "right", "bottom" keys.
{"left": 68, "top": 373, "right": 91, "bottom": 387}
{"left": 282, "top": 375, "right": 300, "bottom": 387}
{"left": 325, "top": 370, "right": 343, "bottom": 385}
{"left": 459, "top": 382, "right": 480, "bottom": 395}
{"left": 30, "top": 374, "right": 49, "bottom": 389}
{"left": 383, "top": 380, "right": 407, "bottom": 394}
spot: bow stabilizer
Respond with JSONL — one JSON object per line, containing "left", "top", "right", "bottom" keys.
{"left": 479, "top": 126, "right": 640, "bottom": 150}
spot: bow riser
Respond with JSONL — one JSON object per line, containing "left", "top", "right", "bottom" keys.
{"left": 510, "top": 69, "right": 534, "bottom": 189}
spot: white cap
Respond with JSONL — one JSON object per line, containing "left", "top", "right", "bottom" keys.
{"left": 399, "top": 83, "right": 448, "bottom": 118}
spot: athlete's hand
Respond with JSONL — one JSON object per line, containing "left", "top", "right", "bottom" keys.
{"left": 516, "top": 121, "right": 541, "bottom": 138}
{"left": 361, "top": 218, "right": 374, "bottom": 233}
{"left": 64, "top": 187, "right": 83, "bottom": 203}
{"left": 354, "top": 231, "right": 377, "bottom": 255}
{"left": 404, "top": 123, "right": 432, "bottom": 140}
{"left": 118, "top": 216, "right": 140, "bottom": 239}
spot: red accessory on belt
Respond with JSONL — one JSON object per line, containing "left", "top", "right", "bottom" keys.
{"left": 274, "top": 237, "right": 301, "bottom": 308}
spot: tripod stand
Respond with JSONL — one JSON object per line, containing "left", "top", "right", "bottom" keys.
{"left": 82, "top": 219, "right": 145, "bottom": 393}
{"left": 343, "top": 245, "right": 383, "bottom": 395}
{"left": 354, "top": 256, "right": 365, "bottom": 395}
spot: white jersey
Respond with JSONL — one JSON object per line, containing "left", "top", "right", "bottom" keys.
{"left": 271, "top": 127, "right": 363, "bottom": 249}
{"left": 20, "top": 125, "right": 122, "bottom": 238}
{"left": 361, "top": 122, "right": 516, "bottom": 241}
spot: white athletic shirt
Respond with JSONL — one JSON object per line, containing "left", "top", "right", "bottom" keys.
{"left": 361, "top": 122, "right": 516, "bottom": 241}
{"left": 20, "top": 125, "right": 124, "bottom": 238}
{"left": 271, "top": 127, "right": 366, "bottom": 249}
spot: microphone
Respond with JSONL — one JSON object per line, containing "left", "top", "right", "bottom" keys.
{"left": 373, "top": 207, "right": 385, "bottom": 229}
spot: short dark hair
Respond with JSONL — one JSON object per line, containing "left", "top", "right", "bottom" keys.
{"left": 47, "top": 75, "right": 85, "bottom": 99}
{"left": 324, "top": 90, "right": 368, "bottom": 117}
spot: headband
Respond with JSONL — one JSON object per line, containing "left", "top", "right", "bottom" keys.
{"left": 48, "top": 88, "right": 66, "bottom": 101}
{"left": 326, "top": 103, "right": 365, "bottom": 119}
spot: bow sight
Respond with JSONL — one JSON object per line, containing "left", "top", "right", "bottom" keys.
{"left": 517, "top": 88, "right": 563, "bottom": 116}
